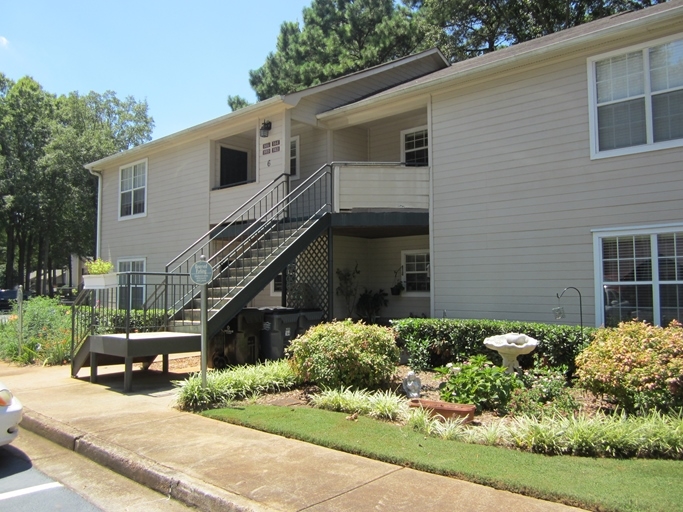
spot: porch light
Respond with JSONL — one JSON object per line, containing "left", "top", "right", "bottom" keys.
{"left": 260, "top": 121, "right": 272, "bottom": 137}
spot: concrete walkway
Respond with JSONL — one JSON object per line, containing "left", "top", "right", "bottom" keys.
{"left": 1, "top": 362, "right": 586, "bottom": 512}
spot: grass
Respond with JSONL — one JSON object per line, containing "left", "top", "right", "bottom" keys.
{"left": 174, "top": 360, "right": 301, "bottom": 411}
{"left": 203, "top": 404, "right": 683, "bottom": 512}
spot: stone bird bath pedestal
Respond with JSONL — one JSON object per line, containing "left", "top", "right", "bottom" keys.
{"left": 484, "top": 333, "right": 539, "bottom": 373}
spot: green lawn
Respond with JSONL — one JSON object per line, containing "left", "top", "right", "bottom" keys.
{"left": 203, "top": 405, "right": 683, "bottom": 512}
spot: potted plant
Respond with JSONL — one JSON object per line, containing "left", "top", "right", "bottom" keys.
{"left": 390, "top": 266, "right": 404, "bottom": 296}
{"left": 83, "top": 258, "right": 117, "bottom": 289}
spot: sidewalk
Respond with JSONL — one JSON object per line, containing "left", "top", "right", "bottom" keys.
{"left": 1, "top": 362, "right": 586, "bottom": 512}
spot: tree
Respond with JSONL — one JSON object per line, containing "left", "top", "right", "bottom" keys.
{"left": 412, "top": 0, "right": 668, "bottom": 62}
{"left": 249, "top": 0, "right": 426, "bottom": 100}
{"left": 227, "top": 95, "right": 251, "bottom": 111}
{"left": 0, "top": 75, "right": 154, "bottom": 294}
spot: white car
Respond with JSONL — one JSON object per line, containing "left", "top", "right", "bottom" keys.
{"left": 0, "top": 381, "right": 23, "bottom": 446}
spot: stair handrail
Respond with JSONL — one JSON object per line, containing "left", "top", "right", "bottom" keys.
{"left": 206, "top": 163, "right": 333, "bottom": 268}
{"left": 204, "top": 166, "right": 333, "bottom": 307}
{"left": 166, "top": 164, "right": 334, "bottom": 317}
{"left": 166, "top": 173, "right": 289, "bottom": 273}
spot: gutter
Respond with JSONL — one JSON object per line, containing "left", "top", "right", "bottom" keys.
{"left": 84, "top": 96, "right": 286, "bottom": 171}
{"left": 89, "top": 168, "right": 103, "bottom": 259}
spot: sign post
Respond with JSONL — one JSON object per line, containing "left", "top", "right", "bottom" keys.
{"left": 190, "top": 256, "right": 213, "bottom": 387}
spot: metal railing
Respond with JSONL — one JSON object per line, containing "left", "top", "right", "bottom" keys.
{"left": 155, "top": 164, "right": 333, "bottom": 326}
{"left": 70, "top": 272, "right": 188, "bottom": 360}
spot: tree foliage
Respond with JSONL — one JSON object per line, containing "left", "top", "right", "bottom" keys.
{"left": 227, "top": 95, "right": 251, "bottom": 111}
{"left": 0, "top": 73, "right": 153, "bottom": 293}
{"left": 412, "top": 0, "right": 667, "bottom": 62}
{"left": 249, "top": 0, "right": 425, "bottom": 100}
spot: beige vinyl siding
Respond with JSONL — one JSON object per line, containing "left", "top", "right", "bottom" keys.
{"left": 333, "top": 126, "right": 368, "bottom": 161}
{"left": 290, "top": 127, "right": 328, "bottom": 188}
{"left": 369, "top": 110, "right": 427, "bottom": 162}
{"left": 430, "top": 42, "right": 683, "bottom": 326}
{"left": 332, "top": 235, "right": 430, "bottom": 320}
{"left": 100, "top": 138, "right": 209, "bottom": 273}
{"left": 209, "top": 113, "right": 286, "bottom": 225}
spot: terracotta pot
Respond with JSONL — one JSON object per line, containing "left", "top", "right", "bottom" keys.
{"left": 408, "top": 398, "right": 475, "bottom": 424}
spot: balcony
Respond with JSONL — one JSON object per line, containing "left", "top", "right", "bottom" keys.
{"left": 333, "top": 163, "right": 430, "bottom": 212}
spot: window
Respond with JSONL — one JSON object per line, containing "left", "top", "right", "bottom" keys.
{"left": 401, "top": 127, "right": 429, "bottom": 166}
{"left": 594, "top": 225, "right": 683, "bottom": 327}
{"left": 589, "top": 36, "right": 683, "bottom": 158}
{"left": 118, "top": 259, "right": 145, "bottom": 310}
{"left": 289, "top": 136, "right": 300, "bottom": 178}
{"left": 402, "top": 250, "right": 430, "bottom": 294}
{"left": 218, "top": 145, "right": 252, "bottom": 188}
{"left": 119, "top": 160, "right": 147, "bottom": 219}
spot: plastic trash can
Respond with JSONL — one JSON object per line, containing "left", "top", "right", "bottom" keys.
{"left": 259, "top": 307, "right": 300, "bottom": 361}
{"left": 297, "top": 309, "right": 324, "bottom": 335}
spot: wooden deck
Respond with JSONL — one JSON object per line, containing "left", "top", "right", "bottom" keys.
{"left": 84, "top": 331, "right": 201, "bottom": 392}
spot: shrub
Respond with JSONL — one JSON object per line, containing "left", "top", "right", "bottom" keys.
{"left": 435, "top": 355, "right": 523, "bottom": 413}
{"left": 0, "top": 296, "right": 71, "bottom": 365}
{"left": 392, "top": 318, "right": 591, "bottom": 375}
{"left": 175, "top": 360, "right": 300, "bottom": 411}
{"left": 287, "top": 320, "right": 399, "bottom": 390}
{"left": 507, "top": 361, "right": 579, "bottom": 418}
{"left": 575, "top": 321, "right": 683, "bottom": 413}
{"left": 84, "top": 258, "right": 114, "bottom": 274}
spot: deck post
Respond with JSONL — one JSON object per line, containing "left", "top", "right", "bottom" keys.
{"left": 124, "top": 356, "right": 133, "bottom": 392}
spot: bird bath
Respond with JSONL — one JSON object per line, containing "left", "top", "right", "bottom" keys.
{"left": 484, "top": 333, "right": 538, "bottom": 373}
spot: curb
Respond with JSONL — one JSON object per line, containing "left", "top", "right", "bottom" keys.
{"left": 21, "top": 408, "right": 278, "bottom": 512}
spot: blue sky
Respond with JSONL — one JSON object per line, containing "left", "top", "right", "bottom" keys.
{"left": 1, "top": 0, "right": 312, "bottom": 139}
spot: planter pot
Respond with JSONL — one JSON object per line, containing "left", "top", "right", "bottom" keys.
{"left": 408, "top": 398, "right": 475, "bottom": 424}
{"left": 83, "top": 273, "right": 118, "bottom": 289}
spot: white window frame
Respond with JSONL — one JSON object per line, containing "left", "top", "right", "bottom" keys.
{"left": 401, "top": 250, "right": 430, "bottom": 296}
{"left": 593, "top": 223, "right": 683, "bottom": 327}
{"left": 117, "top": 257, "right": 146, "bottom": 310}
{"left": 215, "top": 143, "right": 253, "bottom": 189}
{"left": 289, "top": 136, "right": 300, "bottom": 179}
{"left": 118, "top": 159, "right": 148, "bottom": 221}
{"left": 400, "top": 126, "right": 429, "bottom": 166}
{"left": 587, "top": 34, "right": 683, "bottom": 160}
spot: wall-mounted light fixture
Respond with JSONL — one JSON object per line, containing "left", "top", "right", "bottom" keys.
{"left": 260, "top": 121, "right": 272, "bottom": 138}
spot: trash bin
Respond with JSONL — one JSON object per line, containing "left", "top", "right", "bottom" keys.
{"left": 260, "top": 307, "right": 300, "bottom": 361}
{"left": 234, "top": 308, "right": 264, "bottom": 364}
{"left": 297, "top": 309, "right": 324, "bottom": 335}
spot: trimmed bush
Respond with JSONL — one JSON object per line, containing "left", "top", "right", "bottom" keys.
{"left": 576, "top": 321, "right": 683, "bottom": 413}
{"left": 391, "top": 318, "right": 590, "bottom": 375}
{"left": 287, "top": 320, "right": 399, "bottom": 389}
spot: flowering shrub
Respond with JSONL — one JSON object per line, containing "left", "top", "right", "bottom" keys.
{"left": 576, "top": 321, "right": 683, "bottom": 413}
{"left": 507, "top": 363, "right": 578, "bottom": 418}
{"left": 435, "top": 355, "right": 522, "bottom": 413}
{"left": 287, "top": 320, "right": 399, "bottom": 390}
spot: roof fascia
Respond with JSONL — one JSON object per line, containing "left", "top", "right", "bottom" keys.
{"left": 282, "top": 48, "right": 449, "bottom": 107}
{"left": 318, "top": 4, "right": 683, "bottom": 124}
{"left": 85, "top": 96, "right": 286, "bottom": 170}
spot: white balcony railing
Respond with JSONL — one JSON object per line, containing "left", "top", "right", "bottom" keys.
{"left": 333, "top": 163, "right": 430, "bottom": 212}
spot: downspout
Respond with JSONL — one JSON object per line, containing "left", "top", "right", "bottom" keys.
{"left": 88, "top": 168, "right": 103, "bottom": 259}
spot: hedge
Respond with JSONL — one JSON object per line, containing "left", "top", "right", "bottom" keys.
{"left": 391, "top": 318, "right": 593, "bottom": 376}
